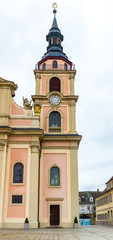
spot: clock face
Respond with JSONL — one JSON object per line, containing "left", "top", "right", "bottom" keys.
{"left": 50, "top": 95, "right": 60, "bottom": 105}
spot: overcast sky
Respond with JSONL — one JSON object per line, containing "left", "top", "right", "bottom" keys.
{"left": 0, "top": 0, "right": 113, "bottom": 191}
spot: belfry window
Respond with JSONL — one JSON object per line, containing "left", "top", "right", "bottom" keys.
{"left": 13, "top": 163, "right": 24, "bottom": 183}
{"left": 53, "top": 37, "right": 57, "bottom": 44}
{"left": 50, "top": 77, "right": 60, "bottom": 92}
{"left": 49, "top": 111, "right": 61, "bottom": 132}
{"left": 49, "top": 38, "right": 51, "bottom": 45}
{"left": 52, "top": 61, "right": 58, "bottom": 69}
{"left": 58, "top": 38, "right": 61, "bottom": 45}
{"left": 42, "top": 63, "right": 46, "bottom": 70}
{"left": 64, "top": 63, "right": 67, "bottom": 70}
{"left": 49, "top": 111, "right": 61, "bottom": 128}
{"left": 50, "top": 166, "right": 60, "bottom": 186}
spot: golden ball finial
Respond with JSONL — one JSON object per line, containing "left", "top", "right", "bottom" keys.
{"left": 52, "top": 3, "right": 58, "bottom": 10}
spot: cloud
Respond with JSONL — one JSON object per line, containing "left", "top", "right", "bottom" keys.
{"left": 0, "top": 0, "right": 113, "bottom": 191}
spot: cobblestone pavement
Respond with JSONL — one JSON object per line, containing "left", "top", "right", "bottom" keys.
{"left": 0, "top": 226, "right": 113, "bottom": 240}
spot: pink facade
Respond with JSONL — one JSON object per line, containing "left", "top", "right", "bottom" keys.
{"left": 40, "top": 59, "right": 70, "bottom": 71}
{"left": 58, "top": 106, "right": 67, "bottom": 131}
{"left": 9, "top": 119, "right": 32, "bottom": 127}
{"left": 42, "top": 75, "right": 48, "bottom": 95}
{"left": 42, "top": 141, "right": 70, "bottom": 147}
{"left": 42, "top": 153, "right": 67, "bottom": 219}
{"left": 62, "top": 75, "right": 68, "bottom": 95}
{"left": 9, "top": 136, "right": 32, "bottom": 142}
{"left": 11, "top": 101, "right": 25, "bottom": 115}
{"left": 42, "top": 106, "right": 52, "bottom": 130}
{"left": 7, "top": 148, "right": 28, "bottom": 218}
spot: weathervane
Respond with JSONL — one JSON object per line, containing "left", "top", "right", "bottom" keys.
{"left": 52, "top": 2, "right": 58, "bottom": 16}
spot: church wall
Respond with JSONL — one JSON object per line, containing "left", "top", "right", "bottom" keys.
{"left": 39, "top": 59, "right": 70, "bottom": 71}
{"left": 8, "top": 136, "right": 32, "bottom": 142}
{"left": 40, "top": 149, "right": 72, "bottom": 227}
{"left": 9, "top": 119, "right": 32, "bottom": 127}
{"left": 42, "top": 106, "right": 52, "bottom": 131}
{"left": 62, "top": 75, "right": 68, "bottom": 95}
{"left": 40, "top": 68, "right": 69, "bottom": 96}
{"left": 42, "top": 141, "right": 70, "bottom": 147}
{"left": 42, "top": 105, "right": 67, "bottom": 132}
{"left": 57, "top": 106, "right": 67, "bottom": 131}
{"left": 7, "top": 148, "right": 28, "bottom": 218}
{"left": 42, "top": 75, "right": 48, "bottom": 95}
{"left": 11, "top": 101, "right": 25, "bottom": 115}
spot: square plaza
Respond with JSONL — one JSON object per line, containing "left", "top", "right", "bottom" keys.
{"left": 0, "top": 226, "right": 113, "bottom": 240}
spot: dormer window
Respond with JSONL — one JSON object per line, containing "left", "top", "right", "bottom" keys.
{"left": 53, "top": 37, "right": 57, "bottom": 44}
{"left": 90, "top": 197, "right": 93, "bottom": 202}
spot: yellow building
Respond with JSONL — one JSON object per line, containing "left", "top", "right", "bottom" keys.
{"left": 96, "top": 176, "right": 113, "bottom": 225}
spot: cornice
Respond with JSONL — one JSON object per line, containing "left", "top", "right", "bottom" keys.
{"left": 0, "top": 78, "right": 18, "bottom": 90}
{"left": 32, "top": 95, "right": 78, "bottom": 102}
{"left": 43, "top": 134, "right": 82, "bottom": 148}
{"left": 46, "top": 198, "right": 64, "bottom": 201}
{"left": 0, "top": 126, "right": 44, "bottom": 139}
{"left": 34, "top": 69, "right": 76, "bottom": 75}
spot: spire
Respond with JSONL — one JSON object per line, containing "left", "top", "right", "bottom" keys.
{"left": 51, "top": 8, "right": 58, "bottom": 29}
{"left": 42, "top": 3, "right": 68, "bottom": 60}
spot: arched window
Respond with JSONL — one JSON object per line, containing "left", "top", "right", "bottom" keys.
{"left": 53, "top": 37, "right": 57, "bottom": 44}
{"left": 58, "top": 38, "right": 61, "bottom": 45}
{"left": 13, "top": 163, "right": 24, "bottom": 183}
{"left": 50, "top": 77, "right": 60, "bottom": 92}
{"left": 52, "top": 61, "right": 58, "bottom": 69}
{"left": 50, "top": 166, "right": 60, "bottom": 186}
{"left": 49, "top": 111, "right": 61, "bottom": 128}
{"left": 49, "top": 38, "right": 51, "bottom": 45}
{"left": 42, "top": 63, "right": 46, "bottom": 70}
{"left": 64, "top": 63, "right": 67, "bottom": 70}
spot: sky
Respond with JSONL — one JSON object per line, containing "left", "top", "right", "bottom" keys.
{"left": 0, "top": 0, "right": 113, "bottom": 191}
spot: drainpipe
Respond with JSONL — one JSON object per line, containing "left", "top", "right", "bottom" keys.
{"left": 38, "top": 140, "right": 42, "bottom": 228}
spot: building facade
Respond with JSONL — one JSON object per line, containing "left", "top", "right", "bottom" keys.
{"left": 0, "top": 5, "right": 81, "bottom": 228}
{"left": 79, "top": 190, "right": 101, "bottom": 225}
{"left": 96, "top": 177, "right": 113, "bottom": 225}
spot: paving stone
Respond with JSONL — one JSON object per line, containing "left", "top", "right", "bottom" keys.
{"left": 0, "top": 226, "right": 113, "bottom": 240}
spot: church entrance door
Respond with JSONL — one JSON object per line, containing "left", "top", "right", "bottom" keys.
{"left": 50, "top": 205, "right": 60, "bottom": 225}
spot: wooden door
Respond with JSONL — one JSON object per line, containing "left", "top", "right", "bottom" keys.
{"left": 50, "top": 205, "right": 60, "bottom": 225}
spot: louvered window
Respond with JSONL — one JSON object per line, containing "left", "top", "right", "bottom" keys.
{"left": 53, "top": 37, "right": 57, "bottom": 44}
{"left": 50, "top": 77, "right": 60, "bottom": 92}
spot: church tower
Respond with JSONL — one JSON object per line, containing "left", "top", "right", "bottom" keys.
{"left": 32, "top": 3, "right": 82, "bottom": 228}
{"left": 0, "top": 3, "right": 81, "bottom": 229}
